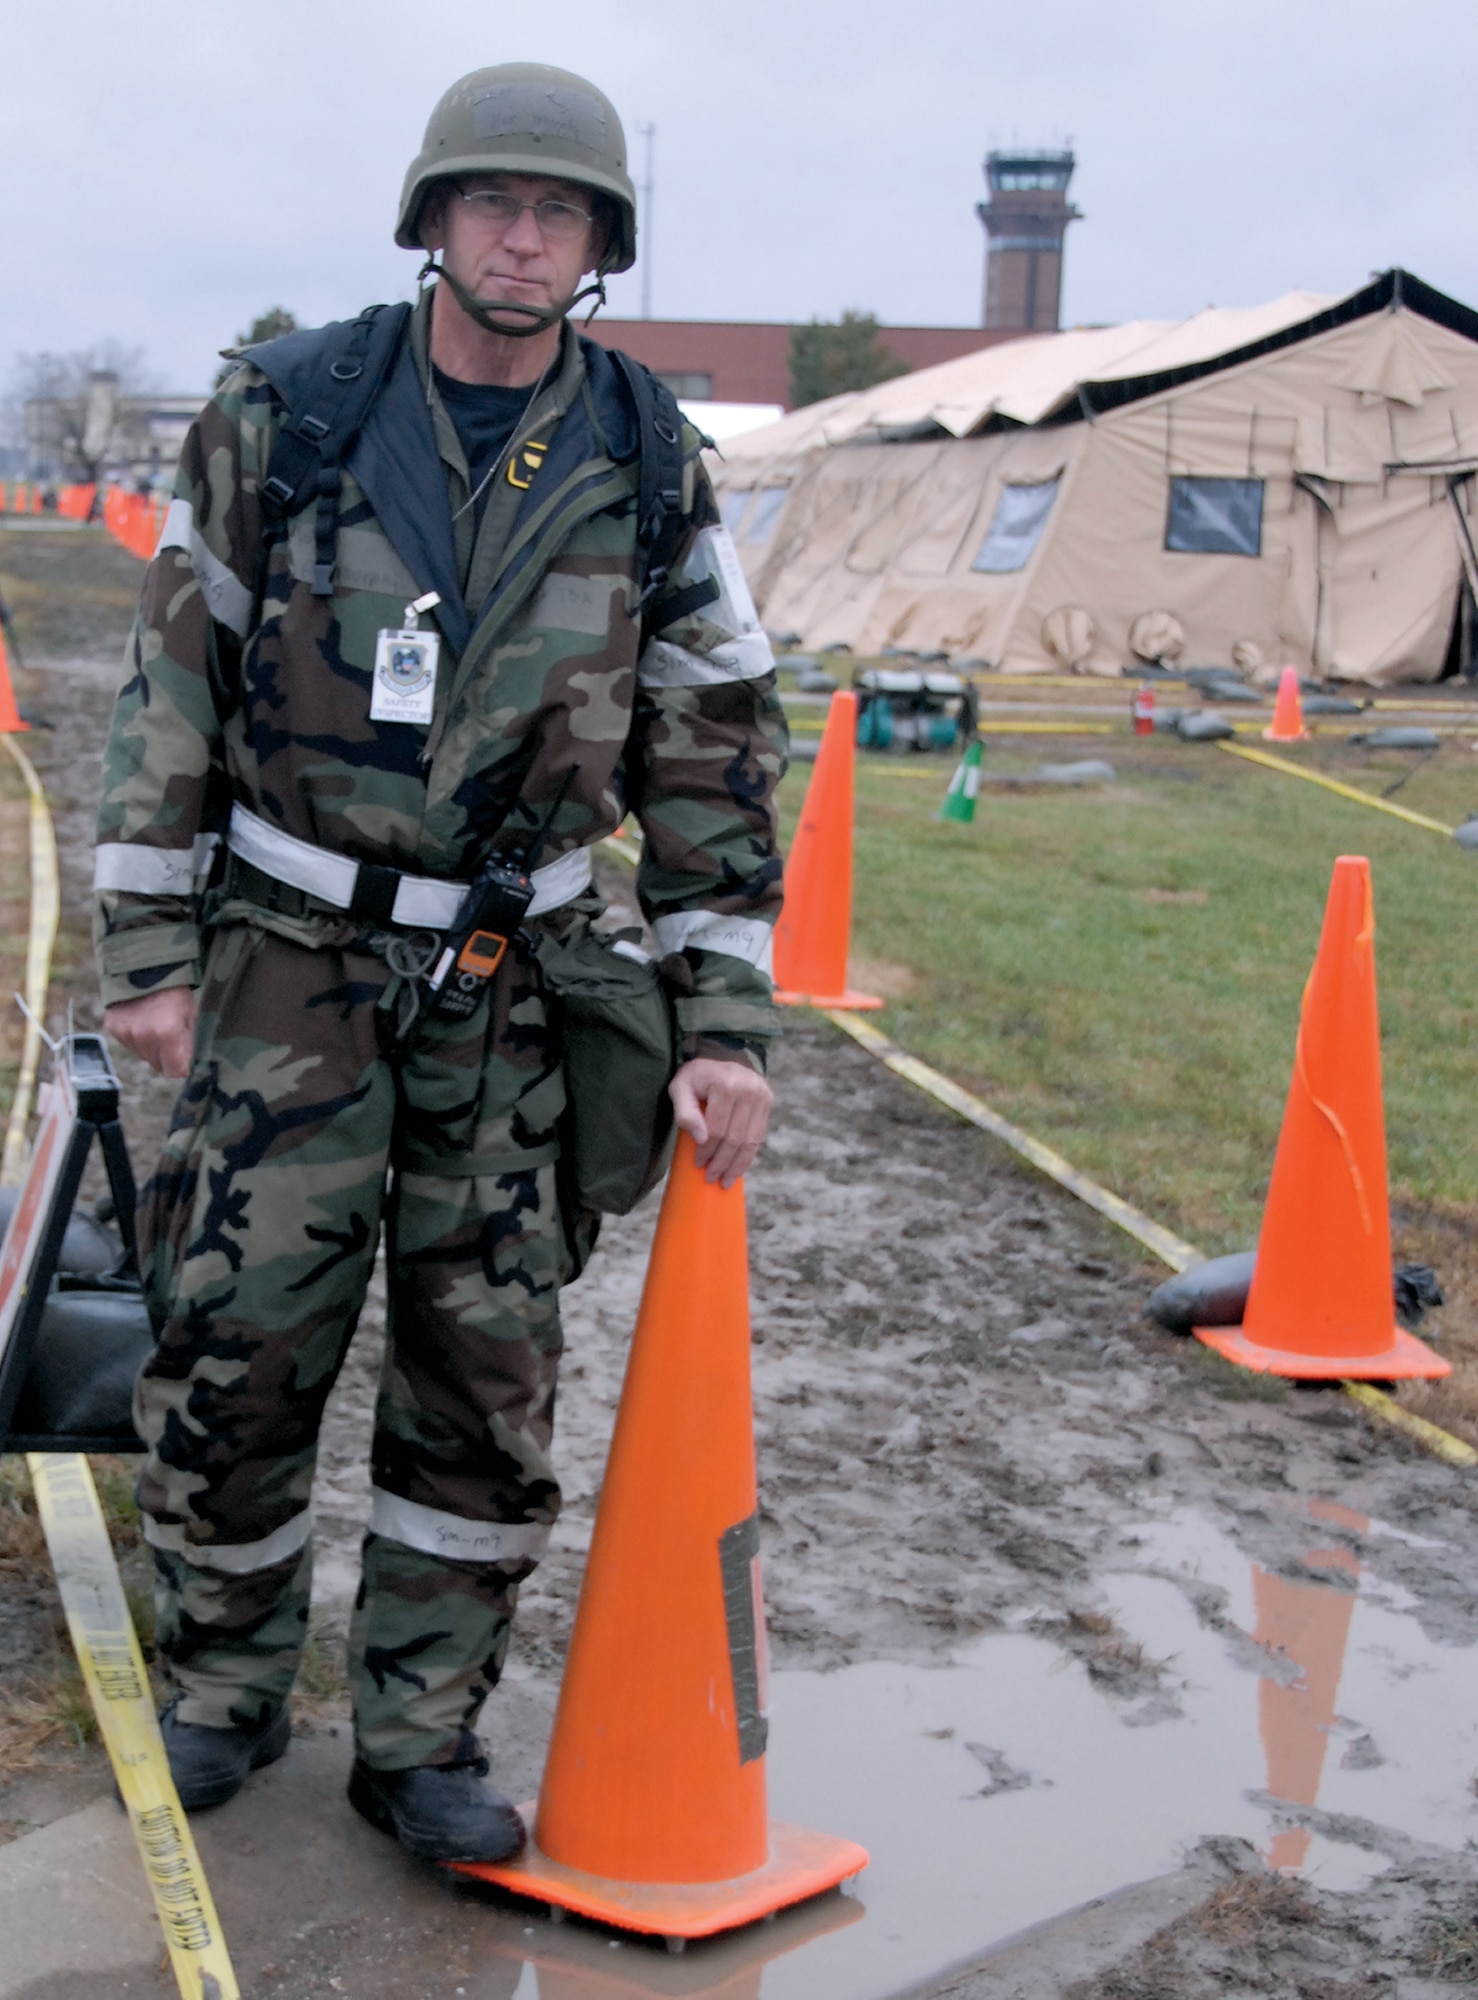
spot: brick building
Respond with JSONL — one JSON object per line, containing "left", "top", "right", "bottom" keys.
{"left": 584, "top": 319, "right": 1021, "bottom": 410}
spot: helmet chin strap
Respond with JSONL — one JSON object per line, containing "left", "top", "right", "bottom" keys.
{"left": 420, "top": 257, "right": 609, "bottom": 339}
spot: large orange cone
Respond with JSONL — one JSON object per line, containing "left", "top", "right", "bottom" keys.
{"left": 773, "top": 690, "right": 881, "bottom": 1009}
{"left": 0, "top": 627, "right": 28, "bottom": 733}
{"left": 1196, "top": 856, "right": 1448, "bottom": 1380}
{"left": 1263, "top": 667, "right": 1310, "bottom": 742}
{"left": 457, "top": 1136, "right": 868, "bottom": 1940}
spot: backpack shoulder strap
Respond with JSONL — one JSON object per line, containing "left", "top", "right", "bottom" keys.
{"left": 606, "top": 348, "right": 695, "bottom": 614}
{"left": 250, "top": 301, "right": 412, "bottom": 596}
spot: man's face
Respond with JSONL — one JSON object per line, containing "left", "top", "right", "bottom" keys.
{"left": 423, "top": 172, "right": 605, "bottom": 328}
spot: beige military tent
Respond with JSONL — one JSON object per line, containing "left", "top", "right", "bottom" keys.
{"left": 712, "top": 272, "right": 1478, "bottom": 685}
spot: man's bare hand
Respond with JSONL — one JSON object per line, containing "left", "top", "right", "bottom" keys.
{"left": 103, "top": 987, "right": 199, "bottom": 1079}
{"left": 668, "top": 1058, "right": 773, "bottom": 1190}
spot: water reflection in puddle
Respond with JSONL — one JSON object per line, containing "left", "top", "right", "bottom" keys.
{"left": 468, "top": 1508, "right": 1477, "bottom": 2000}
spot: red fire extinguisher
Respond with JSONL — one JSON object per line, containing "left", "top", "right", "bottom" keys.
{"left": 1132, "top": 685, "right": 1156, "bottom": 736}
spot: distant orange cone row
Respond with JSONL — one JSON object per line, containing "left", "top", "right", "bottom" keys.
{"left": 55, "top": 483, "right": 97, "bottom": 520}
{"left": 1263, "top": 666, "right": 1309, "bottom": 741}
{"left": 457, "top": 1136, "right": 868, "bottom": 1939}
{"left": 1196, "top": 856, "right": 1448, "bottom": 1381}
{"left": 773, "top": 690, "right": 882, "bottom": 1010}
{"left": 0, "top": 482, "right": 95, "bottom": 518}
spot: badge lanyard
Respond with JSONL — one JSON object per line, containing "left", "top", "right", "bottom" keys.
{"left": 371, "top": 590, "right": 442, "bottom": 725}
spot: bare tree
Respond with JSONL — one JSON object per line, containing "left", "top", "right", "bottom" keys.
{"left": 6, "top": 341, "right": 159, "bottom": 483}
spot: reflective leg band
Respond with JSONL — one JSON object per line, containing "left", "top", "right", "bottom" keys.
{"left": 27, "top": 1453, "right": 239, "bottom": 2000}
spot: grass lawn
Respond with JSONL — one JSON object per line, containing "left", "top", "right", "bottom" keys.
{"left": 778, "top": 724, "right": 1478, "bottom": 1441}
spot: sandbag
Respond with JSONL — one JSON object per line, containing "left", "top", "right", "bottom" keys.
{"left": 1145, "top": 1251, "right": 1256, "bottom": 1332}
{"left": 9, "top": 1291, "right": 152, "bottom": 1441}
{"left": 1351, "top": 727, "right": 1440, "bottom": 750}
{"left": 1148, "top": 1253, "right": 1444, "bottom": 1336}
{"left": 1037, "top": 759, "right": 1116, "bottom": 784}
{"left": 1176, "top": 711, "right": 1236, "bottom": 741}
{"left": 1197, "top": 681, "right": 1263, "bottom": 705}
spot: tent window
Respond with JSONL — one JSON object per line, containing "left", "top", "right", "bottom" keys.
{"left": 970, "top": 479, "right": 1060, "bottom": 573}
{"left": 745, "top": 487, "right": 789, "bottom": 543}
{"left": 1166, "top": 477, "right": 1264, "bottom": 557}
{"left": 720, "top": 490, "right": 752, "bottom": 536}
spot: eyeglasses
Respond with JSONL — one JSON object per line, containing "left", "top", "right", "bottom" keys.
{"left": 452, "top": 186, "right": 593, "bottom": 242}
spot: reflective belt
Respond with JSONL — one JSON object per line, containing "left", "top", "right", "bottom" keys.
{"left": 225, "top": 803, "right": 591, "bottom": 931}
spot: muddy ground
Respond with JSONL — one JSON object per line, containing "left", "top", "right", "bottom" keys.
{"left": 2, "top": 621, "right": 1476, "bottom": 1996}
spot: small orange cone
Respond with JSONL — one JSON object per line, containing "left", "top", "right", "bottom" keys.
{"left": 1196, "top": 856, "right": 1448, "bottom": 1380}
{"left": 456, "top": 1135, "right": 868, "bottom": 1941}
{"left": 1264, "top": 667, "right": 1310, "bottom": 742}
{"left": 773, "top": 690, "right": 882, "bottom": 1009}
{"left": 0, "top": 627, "right": 28, "bottom": 733}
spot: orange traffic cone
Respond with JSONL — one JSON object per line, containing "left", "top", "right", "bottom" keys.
{"left": 457, "top": 1135, "right": 868, "bottom": 1942}
{"left": 1254, "top": 1507, "right": 1364, "bottom": 1872}
{"left": 1196, "top": 856, "right": 1448, "bottom": 1380}
{"left": 1264, "top": 667, "right": 1309, "bottom": 742}
{"left": 773, "top": 690, "right": 882, "bottom": 1010}
{"left": 0, "top": 627, "right": 28, "bottom": 733}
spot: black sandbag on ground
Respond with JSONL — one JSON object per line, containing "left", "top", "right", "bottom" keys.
{"left": 1146, "top": 1252, "right": 1256, "bottom": 1332}
{"left": 1147, "top": 1254, "right": 1444, "bottom": 1336}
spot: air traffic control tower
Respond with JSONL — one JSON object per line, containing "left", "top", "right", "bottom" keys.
{"left": 977, "top": 150, "right": 1081, "bottom": 332}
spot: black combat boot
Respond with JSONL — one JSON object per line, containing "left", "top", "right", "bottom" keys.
{"left": 158, "top": 1698, "right": 292, "bottom": 1811}
{"left": 347, "top": 1734, "right": 527, "bottom": 1864}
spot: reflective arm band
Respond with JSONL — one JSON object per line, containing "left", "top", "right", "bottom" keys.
{"left": 637, "top": 631, "right": 777, "bottom": 687}
{"left": 158, "top": 497, "right": 254, "bottom": 639}
{"left": 142, "top": 1507, "right": 313, "bottom": 1576}
{"left": 369, "top": 1489, "right": 552, "bottom": 1564}
{"left": 651, "top": 910, "right": 775, "bottom": 975}
{"left": 94, "top": 834, "right": 219, "bottom": 897}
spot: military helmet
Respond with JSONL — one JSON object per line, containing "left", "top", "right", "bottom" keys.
{"left": 396, "top": 63, "right": 637, "bottom": 273}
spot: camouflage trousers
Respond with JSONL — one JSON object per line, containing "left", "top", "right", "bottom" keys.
{"left": 134, "top": 918, "right": 584, "bottom": 1770}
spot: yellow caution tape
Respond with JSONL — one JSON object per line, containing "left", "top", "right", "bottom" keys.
{"left": 822, "top": 1010, "right": 1202, "bottom": 1271}
{"left": 1, "top": 734, "right": 60, "bottom": 1185}
{"left": 972, "top": 672, "right": 1180, "bottom": 692}
{"left": 27, "top": 1454, "right": 239, "bottom": 1998}
{"left": 1217, "top": 741, "right": 1454, "bottom": 836}
{"left": 3, "top": 748, "right": 237, "bottom": 1990}
{"left": 1338, "top": 1383, "right": 1478, "bottom": 1466}
{"left": 1369, "top": 698, "right": 1476, "bottom": 712}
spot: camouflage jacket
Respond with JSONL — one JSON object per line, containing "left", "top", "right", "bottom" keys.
{"left": 93, "top": 292, "right": 787, "bottom": 1064}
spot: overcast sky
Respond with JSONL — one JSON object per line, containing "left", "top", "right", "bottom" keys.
{"left": 3, "top": 0, "right": 1476, "bottom": 392}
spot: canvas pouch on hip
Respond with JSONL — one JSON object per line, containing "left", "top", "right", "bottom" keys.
{"left": 529, "top": 921, "right": 676, "bottom": 1215}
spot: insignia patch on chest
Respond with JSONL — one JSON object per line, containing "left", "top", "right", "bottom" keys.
{"left": 508, "top": 440, "right": 547, "bottom": 490}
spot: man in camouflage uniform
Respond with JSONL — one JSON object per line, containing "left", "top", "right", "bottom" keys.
{"left": 93, "top": 63, "right": 785, "bottom": 1863}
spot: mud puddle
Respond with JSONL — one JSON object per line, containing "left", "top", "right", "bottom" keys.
{"left": 413, "top": 1502, "right": 1476, "bottom": 2000}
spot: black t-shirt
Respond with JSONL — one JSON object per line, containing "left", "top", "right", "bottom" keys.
{"left": 432, "top": 366, "right": 536, "bottom": 525}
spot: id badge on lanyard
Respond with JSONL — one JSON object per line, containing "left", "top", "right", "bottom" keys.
{"left": 371, "top": 591, "right": 442, "bottom": 726}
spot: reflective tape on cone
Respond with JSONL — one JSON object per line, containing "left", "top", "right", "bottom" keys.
{"left": 27, "top": 1454, "right": 239, "bottom": 2000}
